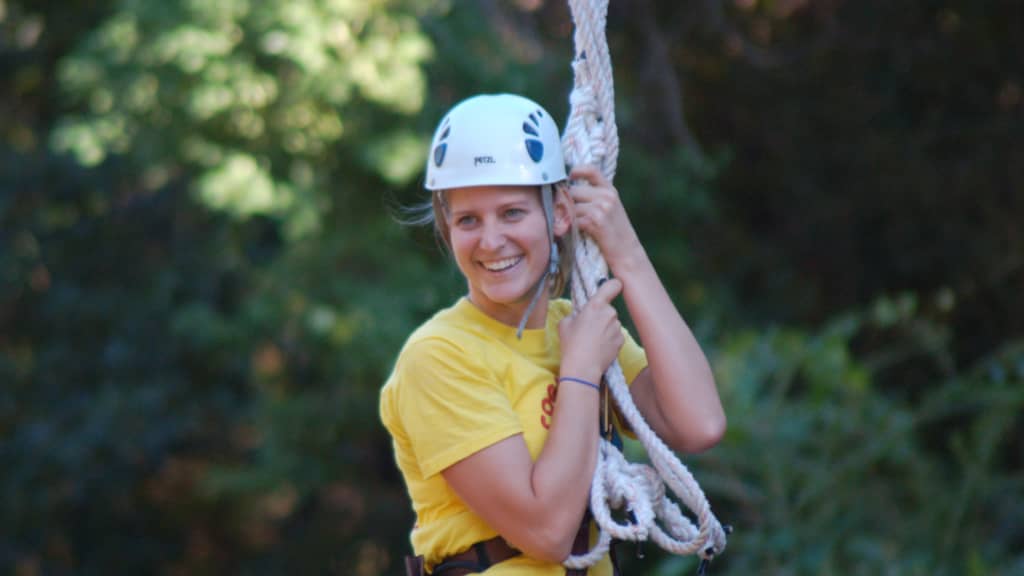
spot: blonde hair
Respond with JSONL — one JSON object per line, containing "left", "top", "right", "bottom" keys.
{"left": 411, "top": 185, "right": 576, "bottom": 298}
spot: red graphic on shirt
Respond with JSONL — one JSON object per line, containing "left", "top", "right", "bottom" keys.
{"left": 540, "top": 382, "right": 557, "bottom": 429}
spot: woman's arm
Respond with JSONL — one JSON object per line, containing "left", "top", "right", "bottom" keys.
{"left": 568, "top": 165, "right": 726, "bottom": 453}
{"left": 441, "top": 279, "right": 625, "bottom": 563}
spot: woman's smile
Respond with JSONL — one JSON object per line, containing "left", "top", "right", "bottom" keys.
{"left": 480, "top": 255, "right": 524, "bottom": 273}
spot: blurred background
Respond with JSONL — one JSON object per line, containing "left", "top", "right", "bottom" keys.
{"left": 2, "top": 0, "right": 1022, "bottom": 574}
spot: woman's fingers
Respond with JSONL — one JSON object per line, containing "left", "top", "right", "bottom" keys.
{"left": 566, "top": 164, "right": 643, "bottom": 277}
{"left": 567, "top": 165, "right": 620, "bottom": 228}
{"left": 567, "top": 165, "right": 611, "bottom": 202}
{"left": 573, "top": 200, "right": 618, "bottom": 236}
{"left": 567, "top": 182, "right": 598, "bottom": 204}
{"left": 569, "top": 164, "right": 608, "bottom": 187}
{"left": 589, "top": 277, "right": 622, "bottom": 307}
{"left": 560, "top": 278, "right": 624, "bottom": 374}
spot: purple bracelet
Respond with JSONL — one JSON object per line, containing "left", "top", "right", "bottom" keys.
{"left": 558, "top": 376, "right": 601, "bottom": 391}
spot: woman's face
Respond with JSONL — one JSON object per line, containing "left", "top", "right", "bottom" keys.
{"left": 445, "top": 185, "right": 568, "bottom": 327}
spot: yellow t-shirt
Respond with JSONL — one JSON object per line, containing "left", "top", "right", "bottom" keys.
{"left": 380, "top": 297, "right": 648, "bottom": 575}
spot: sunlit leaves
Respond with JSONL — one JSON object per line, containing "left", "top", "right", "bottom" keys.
{"left": 94, "top": 12, "right": 140, "bottom": 63}
{"left": 154, "top": 25, "right": 240, "bottom": 72}
{"left": 50, "top": 113, "right": 130, "bottom": 166}
{"left": 361, "top": 130, "right": 429, "bottom": 185}
{"left": 348, "top": 15, "right": 432, "bottom": 113}
{"left": 52, "top": 0, "right": 439, "bottom": 222}
{"left": 197, "top": 153, "right": 287, "bottom": 218}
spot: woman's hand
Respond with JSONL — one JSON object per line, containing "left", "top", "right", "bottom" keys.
{"left": 558, "top": 277, "right": 625, "bottom": 382}
{"left": 568, "top": 165, "right": 644, "bottom": 276}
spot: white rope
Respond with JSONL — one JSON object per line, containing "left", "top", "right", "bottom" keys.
{"left": 560, "top": 0, "right": 728, "bottom": 569}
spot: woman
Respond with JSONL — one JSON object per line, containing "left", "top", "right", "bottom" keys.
{"left": 380, "top": 94, "right": 726, "bottom": 575}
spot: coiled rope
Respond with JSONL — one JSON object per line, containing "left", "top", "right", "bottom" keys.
{"left": 559, "top": 0, "right": 729, "bottom": 569}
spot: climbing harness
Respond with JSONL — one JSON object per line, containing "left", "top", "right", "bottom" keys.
{"left": 559, "top": 0, "right": 730, "bottom": 571}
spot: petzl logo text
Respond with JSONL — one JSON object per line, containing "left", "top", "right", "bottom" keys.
{"left": 474, "top": 156, "right": 495, "bottom": 166}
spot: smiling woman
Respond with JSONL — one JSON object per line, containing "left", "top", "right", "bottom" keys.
{"left": 421, "top": 94, "right": 578, "bottom": 335}
{"left": 445, "top": 185, "right": 570, "bottom": 329}
{"left": 380, "top": 94, "right": 725, "bottom": 576}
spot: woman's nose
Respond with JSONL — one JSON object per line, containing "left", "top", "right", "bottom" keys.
{"left": 479, "top": 221, "right": 505, "bottom": 251}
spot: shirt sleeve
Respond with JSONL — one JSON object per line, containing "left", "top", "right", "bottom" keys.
{"left": 618, "top": 327, "right": 648, "bottom": 385}
{"left": 394, "top": 336, "right": 523, "bottom": 479}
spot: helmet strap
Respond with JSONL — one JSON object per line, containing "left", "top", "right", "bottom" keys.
{"left": 516, "top": 184, "right": 560, "bottom": 339}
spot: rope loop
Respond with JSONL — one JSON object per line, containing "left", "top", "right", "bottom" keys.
{"left": 560, "top": 0, "right": 728, "bottom": 569}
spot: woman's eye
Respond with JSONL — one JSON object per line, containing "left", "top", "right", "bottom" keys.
{"left": 456, "top": 215, "right": 477, "bottom": 226}
{"left": 504, "top": 208, "right": 525, "bottom": 219}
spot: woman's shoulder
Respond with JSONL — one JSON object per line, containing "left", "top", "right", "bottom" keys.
{"left": 384, "top": 309, "right": 484, "bottom": 405}
{"left": 385, "top": 302, "right": 507, "bottom": 409}
{"left": 396, "top": 298, "right": 500, "bottom": 369}
{"left": 406, "top": 300, "right": 480, "bottom": 347}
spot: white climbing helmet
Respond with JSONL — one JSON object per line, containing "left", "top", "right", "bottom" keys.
{"left": 425, "top": 93, "right": 567, "bottom": 190}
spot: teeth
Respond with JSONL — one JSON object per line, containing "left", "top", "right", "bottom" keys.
{"left": 483, "top": 256, "right": 522, "bottom": 271}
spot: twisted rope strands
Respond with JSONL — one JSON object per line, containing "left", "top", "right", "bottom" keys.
{"left": 559, "top": 0, "right": 728, "bottom": 569}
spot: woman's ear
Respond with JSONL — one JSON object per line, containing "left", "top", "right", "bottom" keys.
{"left": 552, "top": 183, "right": 573, "bottom": 237}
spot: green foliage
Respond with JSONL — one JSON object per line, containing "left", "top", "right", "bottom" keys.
{"left": 2, "top": 0, "right": 1022, "bottom": 574}
{"left": 51, "top": 0, "right": 436, "bottom": 233}
{"left": 701, "top": 319, "right": 1021, "bottom": 574}
{"left": 619, "top": 296, "right": 1023, "bottom": 575}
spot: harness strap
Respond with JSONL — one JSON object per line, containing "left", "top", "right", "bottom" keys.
{"left": 414, "top": 514, "right": 621, "bottom": 576}
{"left": 429, "top": 536, "right": 521, "bottom": 576}
{"left": 566, "top": 512, "right": 591, "bottom": 576}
